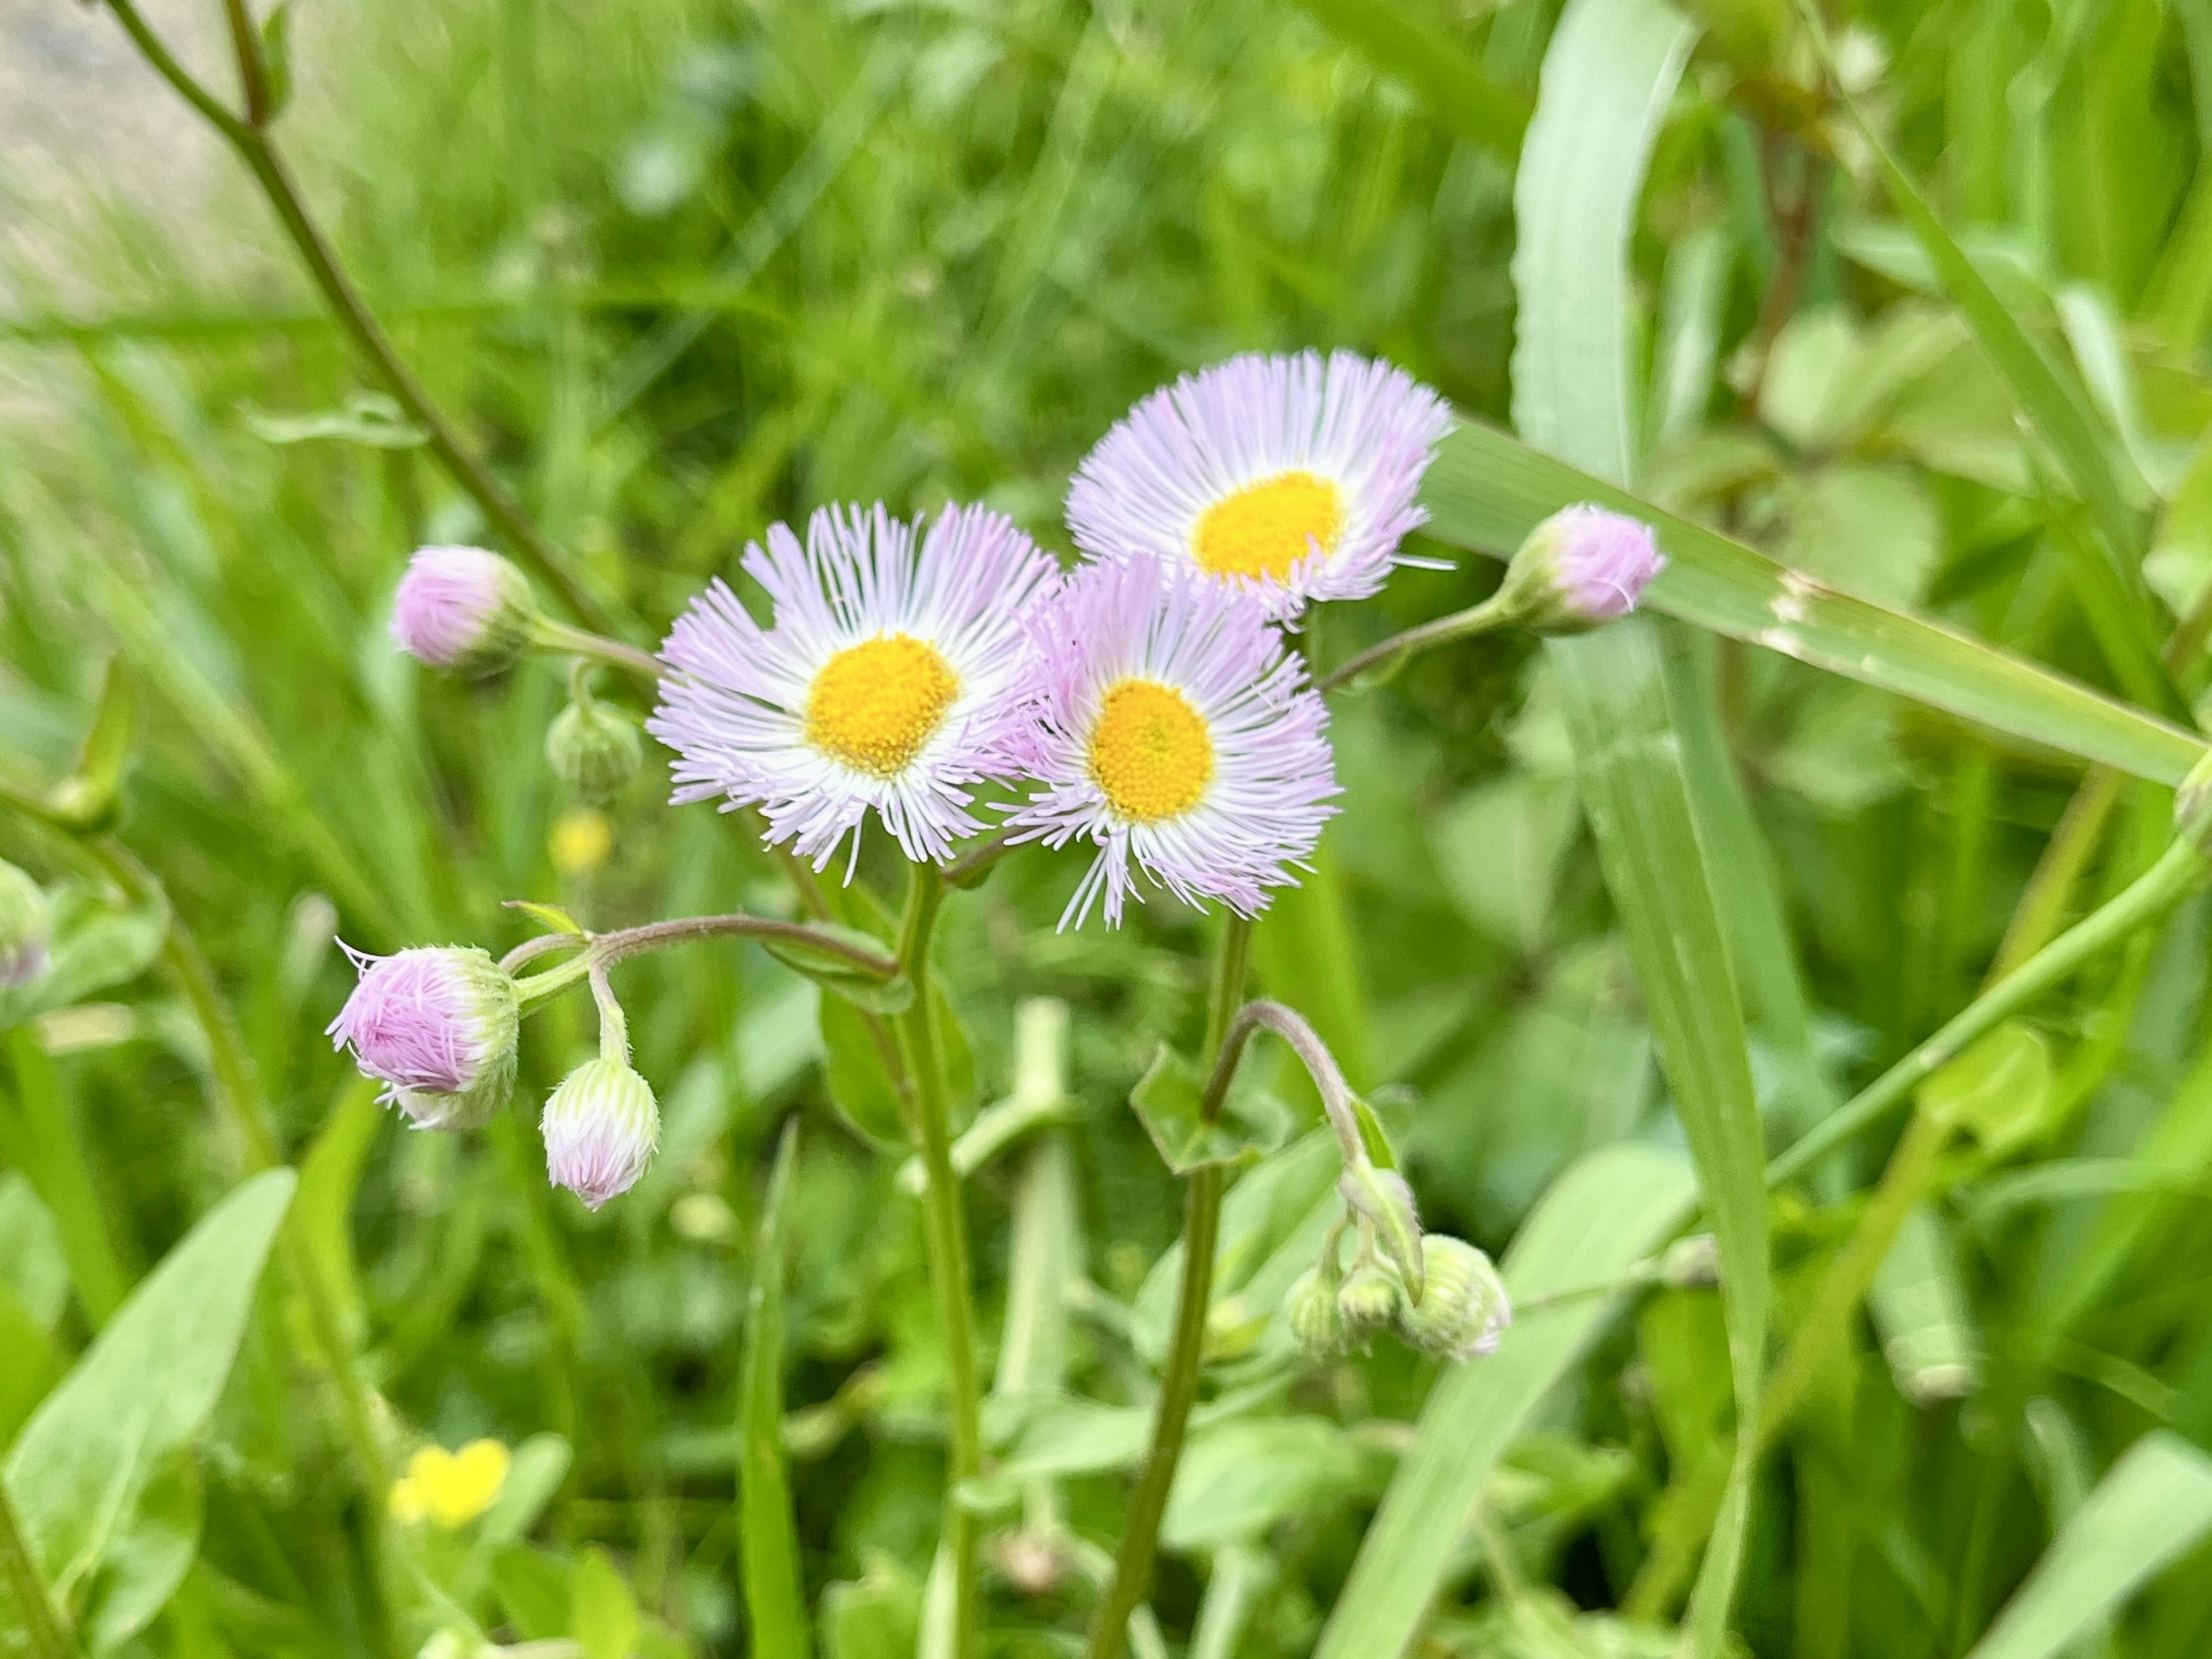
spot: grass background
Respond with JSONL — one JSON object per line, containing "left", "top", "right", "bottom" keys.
{"left": 7, "top": 0, "right": 2212, "bottom": 1655}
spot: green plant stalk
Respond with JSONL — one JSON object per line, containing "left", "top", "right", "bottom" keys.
{"left": 532, "top": 619, "right": 667, "bottom": 685}
{"left": 1319, "top": 595, "right": 1509, "bottom": 693}
{"left": 0, "top": 1476, "right": 77, "bottom": 1659}
{"left": 99, "top": 0, "right": 613, "bottom": 635}
{"left": 1083, "top": 915, "right": 1252, "bottom": 1659}
{"left": 893, "top": 866, "right": 983, "bottom": 1659}
{"left": 1767, "top": 836, "right": 2211, "bottom": 1188}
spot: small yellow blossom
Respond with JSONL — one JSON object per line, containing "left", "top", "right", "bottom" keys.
{"left": 388, "top": 1439, "right": 510, "bottom": 1529}
{"left": 551, "top": 807, "right": 614, "bottom": 877}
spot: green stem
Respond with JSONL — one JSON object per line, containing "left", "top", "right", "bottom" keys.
{"left": 1768, "top": 837, "right": 2209, "bottom": 1188}
{"left": 0, "top": 1476, "right": 76, "bottom": 1659}
{"left": 895, "top": 866, "right": 984, "bottom": 1659}
{"left": 1083, "top": 915, "right": 1253, "bottom": 1659}
{"left": 503, "top": 911, "right": 903, "bottom": 998}
{"left": 101, "top": 0, "right": 616, "bottom": 635}
{"left": 1317, "top": 596, "right": 1509, "bottom": 693}
{"left": 533, "top": 619, "right": 666, "bottom": 685}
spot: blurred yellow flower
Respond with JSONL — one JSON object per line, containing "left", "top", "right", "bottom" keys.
{"left": 389, "top": 1439, "right": 510, "bottom": 1529}
{"left": 551, "top": 807, "right": 613, "bottom": 877}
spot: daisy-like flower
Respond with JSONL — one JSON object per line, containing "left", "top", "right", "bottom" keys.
{"left": 1007, "top": 555, "right": 1338, "bottom": 928}
{"left": 1066, "top": 350, "right": 1453, "bottom": 618}
{"left": 650, "top": 502, "right": 1058, "bottom": 872}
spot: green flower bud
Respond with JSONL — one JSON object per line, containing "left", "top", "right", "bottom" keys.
{"left": 547, "top": 699, "right": 643, "bottom": 804}
{"left": 1336, "top": 1262, "right": 1406, "bottom": 1332}
{"left": 0, "top": 859, "right": 51, "bottom": 989}
{"left": 1492, "top": 505, "right": 1665, "bottom": 635}
{"left": 1286, "top": 1267, "right": 1350, "bottom": 1359}
{"left": 1397, "top": 1235, "right": 1511, "bottom": 1362}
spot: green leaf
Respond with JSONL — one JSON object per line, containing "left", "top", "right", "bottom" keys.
{"left": 507, "top": 900, "right": 588, "bottom": 938}
{"left": 1, "top": 1168, "right": 293, "bottom": 1620}
{"left": 821, "top": 1553, "right": 922, "bottom": 1659}
{"left": 1962, "top": 1433, "right": 2212, "bottom": 1659}
{"left": 816, "top": 994, "right": 906, "bottom": 1150}
{"left": 740, "top": 1123, "right": 810, "bottom": 1659}
{"left": 479, "top": 1434, "right": 571, "bottom": 1548}
{"left": 1282, "top": 0, "right": 1532, "bottom": 159}
{"left": 1312, "top": 1145, "right": 1695, "bottom": 1659}
{"left": 0, "top": 880, "right": 169, "bottom": 1032}
{"left": 1869, "top": 1203, "right": 1982, "bottom": 1406}
{"left": 1916, "top": 1022, "right": 2054, "bottom": 1158}
{"left": 289, "top": 1080, "right": 381, "bottom": 1353}
{"left": 260, "top": 1, "right": 297, "bottom": 117}
{"left": 85, "top": 1450, "right": 201, "bottom": 1654}
{"left": 0, "top": 1029, "right": 132, "bottom": 1327}
{"left": 1160, "top": 1418, "right": 1365, "bottom": 1552}
{"left": 47, "top": 658, "right": 135, "bottom": 832}
{"left": 1510, "top": 6, "right": 1767, "bottom": 1652}
{"left": 1420, "top": 421, "right": 2207, "bottom": 786}
{"left": 1128, "top": 1044, "right": 1294, "bottom": 1175}
{"left": 763, "top": 925, "right": 912, "bottom": 1016}
{"left": 572, "top": 1544, "right": 641, "bottom": 1659}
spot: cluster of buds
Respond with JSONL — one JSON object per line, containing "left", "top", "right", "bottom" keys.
{"left": 547, "top": 673, "right": 643, "bottom": 805}
{"left": 0, "top": 858, "right": 51, "bottom": 990}
{"left": 1288, "top": 1222, "right": 1511, "bottom": 1365}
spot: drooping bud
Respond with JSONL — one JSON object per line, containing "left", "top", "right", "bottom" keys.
{"left": 328, "top": 945, "right": 520, "bottom": 1128}
{"left": 1397, "top": 1234, "right": 1512, "bottom": 1362}
{"left": 1336, "top": 1262, "right": 1406, "bottom": 1334}
{"left": 0, "top": 859, "right": 50, "bottom": 989}
{"left": 547, "top": 698, "right": 643, "bottom": 804}
{"left": 541, "top": 1057, "right": 660, "bottom": 1209}
{"left": 1286, "top": 1267, "right": 1351, "bottom": 1359}
{"left": 1493, "top": 504, "right": 1665, "bottom": 635}
{"left": 390, "top": 546, "right": 539, "bottom": 679}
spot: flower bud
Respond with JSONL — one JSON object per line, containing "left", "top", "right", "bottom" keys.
{"left": 1286, "top": 1267, "right": 1350, "bottom": 1359}
{"left": 328, "top": 945, "right": 520, "bottom": 1129}
{"left": 391, "top": 546, "right": 539, "bottom": 679}
{"left": 1397, "top": 1234, "right": 1512, "bottom": 1362}
{"left": 547, "top": 699, "right": 643, "bottom": 804}
{"left": 541, "top": 1057, "right": 660, "bottom": 1209}
{"left": 1493, "top": 504, "right": 1665, "bottom": 635}
{"left": 1336, "top": 1262, "right": 1406, "bottom": 1332}
{"left": 0, "top": 859, "right": 50, "bottom": 989}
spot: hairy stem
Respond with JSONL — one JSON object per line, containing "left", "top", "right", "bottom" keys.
{"left": 1319, "top": 596, "right": 1509, "bottom": 694}
{"left": 502, "top": 910, "right": 902, "bottom": 992}
{"left": 101, "top": 0, "right": 614, "bottom": 634}
{"left": 533, "top": 619, "right": 666, "bottom": 685}
{"left": 896, "top": 866, "right": 984, "bottom": 1659}
{"left": 1084, "top": 915, "right": 1253, "bottom": 1659}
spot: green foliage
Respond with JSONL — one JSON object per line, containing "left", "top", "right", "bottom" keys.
{"left": 9, "top": 0, "right": 2212, "bottom": 1654}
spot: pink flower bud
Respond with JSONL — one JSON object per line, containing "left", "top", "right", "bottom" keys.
{"left": 328, "top": 945, "right": 520, "bottom": 1128}
{"left": 541, "top": 1058, "right": 660, "bottom": 1209}
{"left": 1496, "top": 505, "right": 1665, "bottom": 634}
{"left": 391, "top": 547, "right": 538, "bottom": 678}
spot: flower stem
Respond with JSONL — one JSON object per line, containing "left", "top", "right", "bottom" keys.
{"left": 533, "top": 619, "right": 666, "bottom": 685}
{"left": 1767, "top": 835, "right": 2210, "bottom": 1188}
{"left": 100, "top": 0, "right": 618, "bottom": 636}
{"left": 1317, "top": 596, "right": 1509, "bottom": 694}
{"left": 0, "top": 1475, "right": 77, "bottom": 1659}
{"left": 503, "top": 911, "right": 903, "bottom": 998}
{"left": 1084, "top": 914, "right": 1252, "bottom": 1659}
{"left": 895, "top": 865, "right": 984, "bottom": 1659}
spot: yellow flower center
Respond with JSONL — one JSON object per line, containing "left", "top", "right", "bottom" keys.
{"left": 1089, "top": 679, "right": 1213, "bottom": 823}
{"left": 389, "top": 1440, "right": 510, "bottom": 1529}
{"left": 1191, "top": 469, "right": 1345, "bottom": 581}
{"left": 805, "top": 634, "right": 960, "bottom": 777}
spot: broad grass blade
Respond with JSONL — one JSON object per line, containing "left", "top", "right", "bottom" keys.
{"left": 1963, "top": 1433, "right": 2212, "bottom": 1659}
{"left": 1419, "top": 423, "right": 2207, "bottom": 785}
{"left": 741, "top": 1123, "right": 810, "bottom": 1659}
{"left": 1312, "top": 1144, "right": 1695, "bottom": 1659}
{"left": 1509, "top": 3, "right": 1766, "bottom": 1651}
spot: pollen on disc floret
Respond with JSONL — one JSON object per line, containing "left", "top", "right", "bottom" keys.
{"left": 1067, "top": 349, "right": 1452, "bottom": 618}
{"left": 1007, "top": 554, "right": 1339, "bottom": 929}
{"left": 650, "top": 501, "right": 1058, "bottom": 872}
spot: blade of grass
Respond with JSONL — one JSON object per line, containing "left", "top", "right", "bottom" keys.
{"left": 1310, "top": 1144, "right": 1696, "bottom": 1659}
{"left": 1961, "top": 1433, "right": 2212, "bottom": 1659}
{"left": 1509, "top": 4, "right": 1766, "bottom": 1652}
{"left": 1418, "top": 422, "right": 2207, "bottom": 785}
{"left": 740, "top": 1122, "right": 810, "bottom": 1659}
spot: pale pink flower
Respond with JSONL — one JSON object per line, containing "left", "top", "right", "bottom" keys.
{"left": 328, "top": 945, "right": 519, "bottom": 1128}
{"left": 391, "top": 546, "right": 537, "bottom": 677}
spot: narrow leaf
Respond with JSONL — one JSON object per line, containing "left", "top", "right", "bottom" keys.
{"left": 1282, "top": 0, "right": 1532, "bottom": 160}
{"left": 740, "top": 1123, "right": 810, "bottom": 1659}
